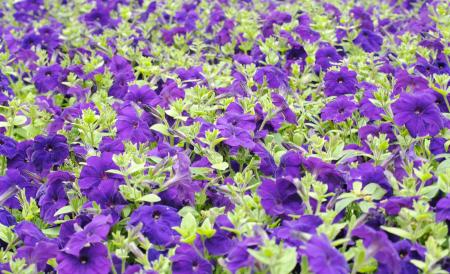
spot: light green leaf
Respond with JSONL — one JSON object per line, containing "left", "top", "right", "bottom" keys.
{"left": 151, "top": 124, "right": 170, "bottom": 136}
{"left": 381, "top": 226, "right": 413, "bottom": 240}
{"left": 138, "top": 194, "right": 161, "bottom": 203}
{"left": 335, "top": 197, "right": 357, "bottom": 213}
{"left": 54, "top": 205, "right": 74, "bottom": 216}
{"left": 211, "top": 162, "right": 229, "bottom": 171}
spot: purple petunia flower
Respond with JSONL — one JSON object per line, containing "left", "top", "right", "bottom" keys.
{"left": 352, "top": 225, "right": 401, "bottom": 274}
{"left": 321, "top": 96, "right": 357, "bottom": 123}
{"left": 323, "top": 67, "right": 358, "bottom": 97}
{"left": 436, "top": 195, "right": 450, "bottom": 222}
{"left": 217, "top": 103, "right": 256, "bottom": 131}
{"left": 359, "top": 87, "right": 384, "bottom": 120}
{"left": 15, "top": 221, "right": 50, "bottom": 246}
{"left": 124, "top": 85, "right": 158, "bottom": 107}
{"left": 161, "top": 27, "right": 187, "bottom": 46}
{"left": 304, "top": 157, "right": 346, "bottom": 193}
{"left": 271, "top": 93, "right": 297, "bottom": 125}
{"left": 429, "top": 137, "right": 448, "bottom": 160}
{"left": 99, "top": 136, "right": 125, "bottom": 155}
{"left": 353, "top": 29, "right": 383, "bottom": 52}
{"left": 392, "top": 92, "right": 443, "bottom": 137}
{"left": 365, "top": 208, "right": 386, "bottom": 230}
{"left": 304, "top": 234, "right": 349, "bottom": 274}
{"left": 252, "top": 143, "right": 277, "bottom": 176}
{"left": 129, "top": 205, "right": 180, "bottom": 246}
{"left": 171, "top": 244, "right": 212, "bottom": 274}
{"left": 78, "top": 153, "right": 124, "bottom": 192}
{"left": 0, "top": 208, "right": 16, "bottom": 227}
{"left": 0, "top": 169, "right": 35, "bottom": 209}
{"left": 31, "top": 134, "right": 69, "bottom": 171}
{"left": 315, "top": 46, "right": 342, "bottom": 72}
{"left": 273, "top": 215, "right": 322, "bottom": 247}
{"left": 0, "top": 134, "right": 17, "bottom": 158}
{"left": 154, "top": 80, "right": 185, "bottom": 108}
{"left": 37, "top": 171, "right": 74, "bottom": 223}
{"left": 159, "top": 152, "right": 200, "bottom": 208}
{"left": 393, "top": 70, "right": 429, "bottom": 95}
{"left": 257, "top": 177, "right": 303, "bottom": 218}
{"left": 64, "top": 215, "right": 113, "bottom": 256}
{"left": 381, "top": 196, "right": 417, "bottom": 216}
{"left": 116, "top": 104, "right": 156, "bottom": 144}
{"left": 394, "top": 240, "right": 426, "bottom": 274}
{"left": 16, "top": 240, "right": 58, "bottom": 272}
{"left": 350, "top": 163, "right": 392, "bottom": 197}
{"left": 33, "top": 64, "right": 66, "bottom": 93}
{"left": 254, "top": 66, "right": 288, "bottom": 89}
{"left": 226, "top": 237, "right": 261, "bottom": 273}
{"left": 108, "top": 73, "right": 132, "bottom": 99}
{"left": 276, "top": 150, "right": 303, "bottom": 178}
{"left": 217, "top": 125, "right": 255, "bottom": 149}
{"left": 202, "top": 215, "right": 236, "bottom": 256}
{"left": 57, "top": 243, "right": 111, "bottom": 274}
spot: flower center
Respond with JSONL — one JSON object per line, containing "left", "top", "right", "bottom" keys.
{"left": 152, "top": 210, "right": 161, "bottom": 220}
{"left": 80, "top": 256, "right": 88, "bottom": 264}
{"left": 337, "top": 77, "right": 344, "bottom": 84}
{"left": 414, "top": 108, "right": 424, "bottom": 115}
{"left": 192, "top": 261, "right": 199, "bottom": 271}
{"left": 45, "top": 144, "right": 54, "bottom": 152}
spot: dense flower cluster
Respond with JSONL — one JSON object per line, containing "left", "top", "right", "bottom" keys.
{"left": 0, "top": 0, "right": 449, "bottom": 273}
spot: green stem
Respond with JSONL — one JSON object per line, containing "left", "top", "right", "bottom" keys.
{"left": 0, "top": 156, "right": 6, "bottom": 176}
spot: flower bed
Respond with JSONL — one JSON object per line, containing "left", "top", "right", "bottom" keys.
{"left": 0, "top": 0, "right": 449, "bottom": 273}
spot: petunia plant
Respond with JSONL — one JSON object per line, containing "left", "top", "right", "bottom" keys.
{"left": 0, "top": 0, "right": 448, "bottom": 273}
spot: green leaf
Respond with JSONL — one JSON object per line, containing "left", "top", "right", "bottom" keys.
{"left": 335, "top": 197, "right": 357, "bottom": 213}
{"left": 381, "top": 226, "right": 413, "bottom": 240}
{"left": 12, "top": 116, "right": 27, "bottom": 126}
{"left": 0, "top": 223, "right": 16, "bottom": 244}
{"left": 247, "top": 249, "right": 273, "bottom": 265}
{"left": 54, "top": 205, "right": 74, "bottom": 216}
{"left": 138, "top": 194, "right": 161, "bottom": 203}
{"left": 271, "top": 247, "right": 297, "bottom": 274}
{"left": 211, "top": 162, "right": 229, "bottom": 171}
{"left": 173, "top": 212, "right": 198, "bottom": 244}
{"left": 191, "top": 167, "right": 212, "bottom": 180}
{"left": 197, "top": 218, "right": 216, "bottom": 238}
{"left": 436, "top": 159, "right": 450, "bottom": 174}
{"left": 43, "top": 227, "right": 61, "bottom": 238}
{"left": 363, "top": 183, "right": 387, "bottom": 200}
{"left": 151, "top": 124, "right": 170, "bottom": 136}
{"left": 410, "top": 259, "right": 425, "bottom": 270}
